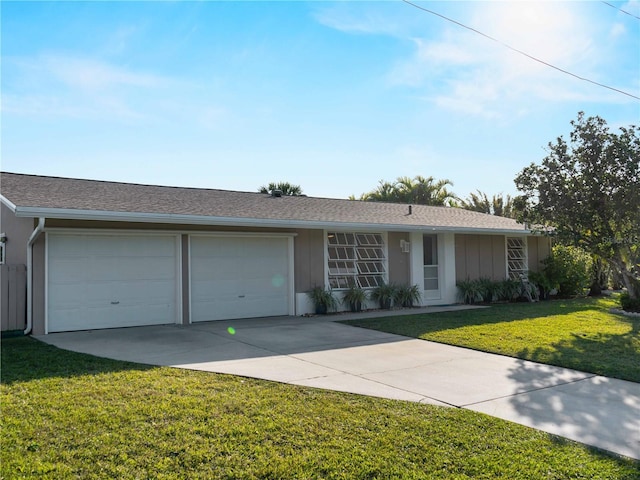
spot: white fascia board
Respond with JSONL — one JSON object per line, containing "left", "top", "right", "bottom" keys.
{"left": 0, "top": 195, "right": 17, "bottom": 212}
{"left": 12, "top": 206, "right": 530, "bottom": 235}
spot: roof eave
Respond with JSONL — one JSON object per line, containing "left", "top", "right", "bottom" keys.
{"left": 0, "top": 195, "right": 17, "bottom": 212}
{"left": 11, "top": 206, "right": 531, "bottom": 235}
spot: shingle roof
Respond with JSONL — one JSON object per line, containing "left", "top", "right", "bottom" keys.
{"left": 0, "top": 172, "right": 528, "bottom": 233}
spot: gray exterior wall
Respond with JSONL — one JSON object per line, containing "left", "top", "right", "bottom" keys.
{"left": 0, "top": 205, "right": 37, "bottom": 332}
{"left": 527, "top": 235, "right": 551, "bottom": 272}
{"left": 32, "top": 236, "right": 46, "bottom": 336}
{"left": 293, "top": 229, "right": 325, "bottom": 292}
{"left": 0, "top": 203, "right": 35, "bottom": 266}
{"left": 455, "top": 234, "right": 507, "bottom": 282}
{"left": 44, "top": 219, "right": 298, "bottom": 235}
{"left": 388, "top": 232, "right": 410, "bottom": 285}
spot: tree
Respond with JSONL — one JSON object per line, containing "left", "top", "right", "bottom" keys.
{"left": 259, "top": 182, "right": 303, "bottom": 196}
{"left": 459, "top": 190, "right": 516, "bottom": 218}
{"left": 352, "top": 175, "right": 456, "bottom": 206}
{"left": 514, "top": 112, "right": 640, "bottom": 299}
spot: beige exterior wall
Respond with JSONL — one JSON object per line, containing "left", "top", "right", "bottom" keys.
{"left": 0, "top": 203, "right": 35, "bottom": 266}
{"left": 31, "top": 236, "right": 46, "bottom": 336}
{"left": 527, "top": 235, "right": 551, "bottom": 272}
{"left": 455, "top": 234, "right": 507, "bottom": 282}
{"left": 0, "top": 205, "right": 38, "bottom": 331}
{"left": 388, "top": 232, "right": 410, "bottom": 285}
{"left": 44, "top": 219, "right": 298, "bottom": 235}
{"left": 293, "top": 229, "right": 325, "bottom": 293}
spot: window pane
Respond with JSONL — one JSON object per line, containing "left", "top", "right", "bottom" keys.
{"left": 424, "top": 266, "right": 438, "bottom": 278}
{"left": 507, "top": 237, "right": 528, "bottom": 280}
{"left": 423, "top": 235, "right": 438, "bottom": 265}
{"left": 425, "top": 279, "right": 439, "bottom": 290}
{"left": 328, "top": 232, "right": 386, "bottom": 289}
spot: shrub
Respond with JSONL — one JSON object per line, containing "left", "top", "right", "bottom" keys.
{"left": 620, "top": 293, "right": 640, "bottom": 312}
{"left": 342, "top": 284, "right": 368, "bottom": 312}
{"left": 499, "top": 279, "right": 522, "bottom": 302}
{"left": 528, "top": 271, "right": 556, "bottom": 300}
{"left": 542, "top": 245, "right": 591, "bottom": 297}
{"left": 395, "top": 284, "right": 422, "bottom": 307}
{"left": 457, "top": 279, "right": 484, "bottom": 304}
{"left": 308, "top": 286, "right": 338, "bottom": 314}
{"left": 371, "top": 283, "right": 397, "bottom": 309}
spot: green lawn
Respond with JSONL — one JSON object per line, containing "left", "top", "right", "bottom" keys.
{"left": 2, "top": 337, "right": 639, "bottom": 479}
{"left": 343, "top": 297, "right": 640, "bottom": 383}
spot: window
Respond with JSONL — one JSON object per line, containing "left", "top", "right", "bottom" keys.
{"left": 423, "top": 235, "right": 439, "bottom": 291}
{"left": 327, "top": 232, "right": 386, "bottom": 289}
{"left": 507, "top": 237, "right": 528, "bottom": 280}
{"left": 0, "top": 242, "right": 4, "bottom": 265}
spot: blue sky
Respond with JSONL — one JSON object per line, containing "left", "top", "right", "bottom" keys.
{"left": 2, "top": 1, "right": 639, "bottom": 200}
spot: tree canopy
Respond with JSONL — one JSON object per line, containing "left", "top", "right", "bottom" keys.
{"left": 258, "top": 182, "right": 303, "bottom": 196}
{"left": 514, "top": 112, "right": 640, "bottom": 298}
{"left": 352, "top": 175, "right": 456, "bottom": 206}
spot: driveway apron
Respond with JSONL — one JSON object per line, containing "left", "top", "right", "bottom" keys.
{"left": 38, "top": 315, "right": 640, "bottom": 460}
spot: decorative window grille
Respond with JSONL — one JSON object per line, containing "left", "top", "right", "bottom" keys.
{"left": 327, "top": 232, "right": 386, "bottom": 289}
{"left": 507, "top": 237, "right": 528, "bottom": 280}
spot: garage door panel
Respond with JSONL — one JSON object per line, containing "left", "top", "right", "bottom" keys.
{"left": 49, "top": 258, "right": 89, "bottom": 282}
{"left": 117, "top": 258, "right": 175, "bottom": 280}
{"left": 113, "top": 280, "right": 175, "bottom": 302}
{"left": 191, "top": 236, "right": 290, "bottom": 322}
{"left": 48, "top": 234, "right": 178, "bottom": 332}
{"left": 191, "top": 259, "right": 233, "bottom": 277}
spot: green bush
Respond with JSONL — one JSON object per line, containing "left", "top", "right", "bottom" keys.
{"left": 499, "top": 279, "right": 523, "bottom": 302}
{"left": 395, "top": 284, "right": 422, "bottom": 307}
{"left": 456, "top": 279, "right": 484, "bottom": 304}
{"left": 620, "top": 293, "right": 640, "bottom": 312}
{"left": 542, "top": 245, "right": 591, "bottom": 297}
{"left": 528, "top": 270, "right": 556, "bottom": 300}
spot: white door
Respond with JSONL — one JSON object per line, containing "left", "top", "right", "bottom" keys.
{"left": 190, "top": 236, "right": 291, "bottom": 322}
{"left": 47, "top": 233, "right": 178, "bottom": 332}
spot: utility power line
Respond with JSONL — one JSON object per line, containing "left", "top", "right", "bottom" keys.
{"left": 601, "top": 1, "right": 640, "bottom": 20}
{"left": 401, "top": 0, "right": 640, "bottom": 101}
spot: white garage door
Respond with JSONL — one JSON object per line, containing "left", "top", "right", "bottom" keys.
{"left": 47, "top": 233, "right": 178, "bottom": 333}
{"left": 190, "top": 236, "right": 291, "bottom": 322}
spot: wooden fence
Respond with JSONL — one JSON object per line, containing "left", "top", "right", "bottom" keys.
{"left": 1, "top": 264, "right": 27, "bottom": 332}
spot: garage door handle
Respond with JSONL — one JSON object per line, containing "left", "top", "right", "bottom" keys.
{"left": 111, "top": 301, "right": 120, "bottom": 305}
{"left": 238, "top": 295, "right": 245, "bottom": 298}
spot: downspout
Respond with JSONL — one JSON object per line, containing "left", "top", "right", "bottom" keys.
{"left": 25, "top": 217, "right": 45, "bottom": 335}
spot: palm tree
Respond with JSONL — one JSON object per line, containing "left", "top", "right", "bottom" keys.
{"left": 259, "top": 182, "right": 303, "bottom": 196}
{"left": 460, "top": 190, "right": 516, "bottom": 218}
{"left": 354, "top": 176, "right": 456, "bottom": 206}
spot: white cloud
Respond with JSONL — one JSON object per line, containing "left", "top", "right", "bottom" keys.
{"left": 610, "top": 23, "right": 626, "bottom": 38}
{"left": 40, "top": 55, "right": 167, "bottom": 92}
{"left": 2, "top": 55, "right": 186, "bottom": 122}
{"left": 313, "top": 3, "right": 407, "bottom": 37}
{"left": 622, "top": 0, "right": 640, "bottom": 16}
{"left": 386, "top": 2, "right": 630, "bottom": 118}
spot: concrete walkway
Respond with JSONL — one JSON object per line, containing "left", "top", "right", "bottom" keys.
{"left": 38, "top": 309, "right": 640, "bottom": 460}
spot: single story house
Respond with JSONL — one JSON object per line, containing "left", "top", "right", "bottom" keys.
{"left": 0, "top": 172, "right": 550, "bottom": 335}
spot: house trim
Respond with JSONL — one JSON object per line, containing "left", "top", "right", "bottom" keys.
{"left": 8, "top": 205, "right": 531, "bottom": 235}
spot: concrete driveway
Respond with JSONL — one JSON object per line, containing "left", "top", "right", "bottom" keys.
{"left": 38, "top": 313, "right": 640, "bottom": 460}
